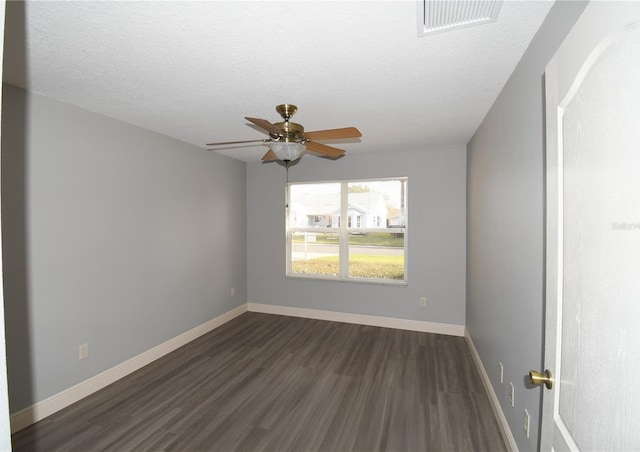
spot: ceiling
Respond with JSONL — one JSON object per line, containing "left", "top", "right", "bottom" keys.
{"left": 3, "top": 1, "right": 554, "bottom": 163}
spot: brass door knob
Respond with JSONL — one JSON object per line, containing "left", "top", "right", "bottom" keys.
{"left": 529, "top": 369, "right": 553, "bottom": 389}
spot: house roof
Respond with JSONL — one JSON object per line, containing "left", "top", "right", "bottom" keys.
{"left": 291, "top": 192, "right": 386, "bottom": 216}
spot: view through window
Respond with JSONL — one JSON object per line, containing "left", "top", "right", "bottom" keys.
{"left": 287, "top": 178, "right": 407, "bottom": 283}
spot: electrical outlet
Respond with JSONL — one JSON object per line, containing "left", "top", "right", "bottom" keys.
{"left": 231, "top": 287, "right": 236, "bottom": 297}
{"left": 524, "top": 409, "right": 530, "bottom": 438}
{"left": 498, "top": 362, "right": 504, "bottom": 383}
{"left": 509, "top": 382, "right": 515, "bottom": 407}
{"left": 419, "top": 297, "right": 427, "bottom": 307}
{"left": 79, "top": 343, "right": 89, "bottom": 360}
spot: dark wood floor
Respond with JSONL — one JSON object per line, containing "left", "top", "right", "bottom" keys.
{"left": 12, "top": 312, "right": 507, "bottom": 451}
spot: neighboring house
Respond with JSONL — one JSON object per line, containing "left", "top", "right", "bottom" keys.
{"left": 290, "top": 192, "right": 388, "bottom": 229}
{"left": 387, "top": 208, "right": 407, "bottom": 228}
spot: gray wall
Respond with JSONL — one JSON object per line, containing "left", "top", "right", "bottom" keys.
{"left": 247, "top": 147, "right": 466, "bottom": 325}
{"left": 466, "top": 2, "right": 587, "bottom": 450}
{"left": 1, "top": 84, "right": 247, "bottom": 412}
{"left": 0, "top": 2, "right": 14, "bottom": 447}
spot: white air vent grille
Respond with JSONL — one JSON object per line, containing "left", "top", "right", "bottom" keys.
{"left": 417, "top": 0, "right": 502, "bottom": 37}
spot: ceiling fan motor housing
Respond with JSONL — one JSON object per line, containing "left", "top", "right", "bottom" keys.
{"left": 272, "top": 121, "right": 305, "bottom": 143}
{"left": 272, "top": 104, "right": 306, "bottom": 143}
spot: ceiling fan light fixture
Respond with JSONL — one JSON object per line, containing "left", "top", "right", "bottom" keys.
{"left": 268, "top": 141, "right": 306, "bottom": 161}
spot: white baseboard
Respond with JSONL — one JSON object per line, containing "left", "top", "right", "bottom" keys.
{"left": 465, "top": 329, "right": 518, "bottom": 452}
{"left": 247, "top": 303, "right": 465, "bottom": 336}
{"left": 10, "top": 304, "right": 247, "bottom": 433}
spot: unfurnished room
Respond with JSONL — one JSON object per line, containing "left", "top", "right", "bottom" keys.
{"left": 0, "top": 1, "right": 639, "bottom": 451}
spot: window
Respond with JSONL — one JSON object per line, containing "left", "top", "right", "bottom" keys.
{"left": 287, "top": 178, "right": 407, "bottom": 283}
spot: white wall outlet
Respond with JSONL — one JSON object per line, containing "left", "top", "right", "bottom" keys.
{"left": 524, "top": 409, "right": 530, "bottom": 438}
{"left": 230, "top": 287, "right": 236, "bottom": 297}
{"left": 509, "top": 382, "right": 515, "bottom": 407}
{"left": 79, "top": 343, "right": 89, "bottom": 360}
{"left": 498, "top": 362, "right": 504, "bottom": 383}
{"left": 419, "top": 297, "right": 427, "bottom": 307}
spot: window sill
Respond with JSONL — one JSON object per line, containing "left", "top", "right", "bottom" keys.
{"left": 286, "top": 273, "right": 408, "bottom": 286}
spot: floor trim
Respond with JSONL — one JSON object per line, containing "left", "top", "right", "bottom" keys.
{"left": 465, "top": 328, "right": 518, "bottom": 451}
{"left": 9, "top": 304, "right": 247, "bottom": 433}
{"left": 248, "top": 303, "right": 465, "bottom": 336}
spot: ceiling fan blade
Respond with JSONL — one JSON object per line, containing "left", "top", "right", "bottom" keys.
{"left": 245, "top": 117, "right": 284, "bottom": 136}
{"left": 262, "top": 150, "right": 278, "bottom": 161}
{"left": 304, "top": 127, "right": 362, "bottom": 141}
{"left": 305, "top": 141, "right": 345, "bottom": 158}
{"left": 206, "top": 138, "right": 271, "bottom": 147}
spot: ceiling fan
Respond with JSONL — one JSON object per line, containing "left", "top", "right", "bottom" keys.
{"left": 206, "top": 104, "right": 362, "bottom": 162}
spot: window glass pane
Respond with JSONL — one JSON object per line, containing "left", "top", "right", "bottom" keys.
{"left": 287, "top": 178, "right": 407, "bottom": 283}
{"left": 347, "top": 180, "right": 406, "bottom": 229}
{"left": 289, "top": 183, "right": 340, "bottom": 228}
{"left": 290, "top": 231, "right": 339, "bottom": 276}
{"left": 348, "top": 232, "right": 405, "bottom": 280}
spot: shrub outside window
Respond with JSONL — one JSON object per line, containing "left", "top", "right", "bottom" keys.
{"left": 287, "top": 178, "right": 407, "bottom": 284}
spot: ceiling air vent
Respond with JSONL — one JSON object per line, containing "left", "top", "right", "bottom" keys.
{"left": 417, "top": 0, "right": 503, "bottom": 37}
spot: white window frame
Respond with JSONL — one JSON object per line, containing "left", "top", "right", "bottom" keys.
{"left": 286, "top": 177, "right": 408, "bottom": 285}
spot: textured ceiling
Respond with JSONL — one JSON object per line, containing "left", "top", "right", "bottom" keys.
{"left": 3, "top": 1, "right": 554, "bottom": 162}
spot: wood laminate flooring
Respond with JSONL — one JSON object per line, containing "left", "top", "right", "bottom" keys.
{"left": 12, "top": 312, "right": 507, "bottom": 451}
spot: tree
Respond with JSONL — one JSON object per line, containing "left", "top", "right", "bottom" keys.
{"left": 348, "top": 185, "right": 370, "bottom": 193}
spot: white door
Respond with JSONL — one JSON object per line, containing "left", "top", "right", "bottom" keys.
{"left": 542, "top": 2, "right": 640, "bottom": 450}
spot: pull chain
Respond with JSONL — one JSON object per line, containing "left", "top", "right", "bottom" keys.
{"left": 285, "top": 160, "right": 290, "bottom": 209}
{"left": 285, "top": 160, "right": 290, "bottom": 184}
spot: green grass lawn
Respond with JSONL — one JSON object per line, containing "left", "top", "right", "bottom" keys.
{"left": 292, "top": 232, "right": 404, "bottom": 247}
{"left": 291, "top": 254, "right": 404, "bottom": 280}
